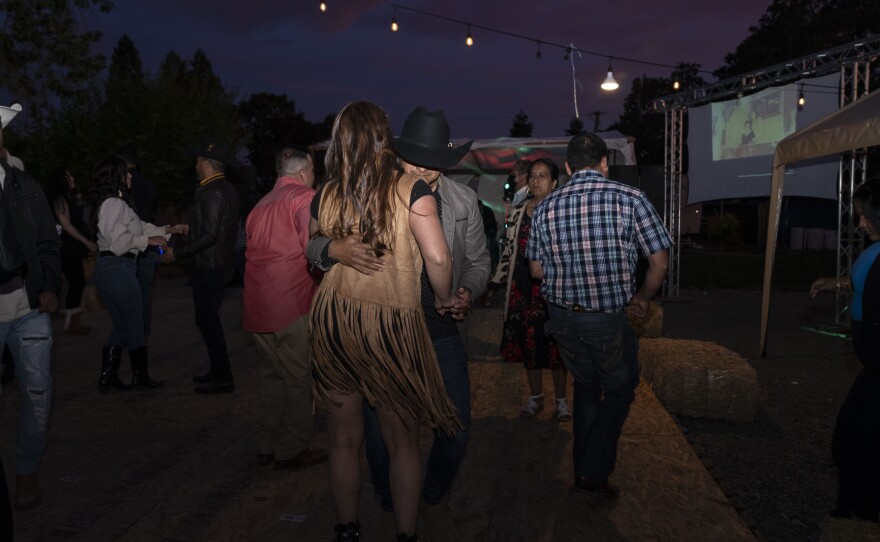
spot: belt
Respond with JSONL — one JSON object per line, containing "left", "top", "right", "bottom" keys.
{"left": 551, "top": 301, "right": 600, "bottom": 313}
{"left": 99, "top": 250, "right": 138, "bottom": 260}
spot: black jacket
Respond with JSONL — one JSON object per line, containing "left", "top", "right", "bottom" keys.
{"left": 0, "top": 162, "right": 62, "bottom": 307}
{"left": 176, "top": 175, "right": 239, "bottom": 269}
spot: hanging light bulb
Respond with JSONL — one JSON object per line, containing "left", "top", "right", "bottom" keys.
{"left": 563, "top": 47, "right": 571, "bottom": 61}
{"left": 798, "top": 84, "right": 805, "bottom": 110}
{"left": 465, "top": 25, "right": 473, "bottom": 47}
{"left": 601, "top": 58, "right": 619, "bottom": 91}
{"left": 536, "top": 41, "right": 542, "bottom": 59}
{"left": 319, "top": 1, "right": 326, "bottom": 12}
{"left": 391, "top": 16, "right": 398, "bottom": 32}
{"left": 673, "top": 79, "right": 680, "bottom": 90}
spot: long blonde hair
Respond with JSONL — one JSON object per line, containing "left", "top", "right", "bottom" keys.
{"left": 320, "top": 102, "right": 403, "bottom": 255}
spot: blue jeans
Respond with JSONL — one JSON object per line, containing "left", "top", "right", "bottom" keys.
{"left": 0, "top": 309, "right": 53, "bottom": 475}
{"left": 136, "top": 251, "right": 158, "bottom": 338}
{"left": 93, "top": 256, "right": 145, "bottom": 350}
{"left": 545, "top": 304, "right": 639, "bottom": 483}
{"left": 364, "top": 334, "right": 472, "bottom": 510}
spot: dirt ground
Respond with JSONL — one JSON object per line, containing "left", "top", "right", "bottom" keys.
{"left": 1, "top": 278, "right": 876, "bottom": 541}
{"left": 660, "top": 288, "right": 867, "bottom": 542}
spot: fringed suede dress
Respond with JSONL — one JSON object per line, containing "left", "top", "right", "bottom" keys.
{"left": 309, "top": 174, "right": 460, "bottom": 435}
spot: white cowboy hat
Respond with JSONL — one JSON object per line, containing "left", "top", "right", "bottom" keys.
{"left": 0, "top": 103, "right": 22, "bottom": 129}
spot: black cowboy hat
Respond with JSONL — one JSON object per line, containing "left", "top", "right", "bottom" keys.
{"left": 186, "top": 138, "right": 242, "bottom": 167}
{"left": 395, "top": 107, "right": 473, "bottom": 170}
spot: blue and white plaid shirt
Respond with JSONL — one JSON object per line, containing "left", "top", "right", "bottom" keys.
{"left": 526, "top": 169, "right": 672, "bottom": 312}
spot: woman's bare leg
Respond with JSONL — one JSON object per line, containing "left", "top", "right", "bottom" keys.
{"left": 325, "top": 391, "right": 364, "bottom": 524}
{"left": 375, "top": 407, "right": 421, "bottom": 535}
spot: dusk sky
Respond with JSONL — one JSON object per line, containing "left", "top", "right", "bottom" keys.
{"left": 84, "top": 0, "right": 774, "bottom": 140}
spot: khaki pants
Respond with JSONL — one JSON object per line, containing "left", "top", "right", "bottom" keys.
{"left": 252, "top": 315, "right": 314, "bottom": 461}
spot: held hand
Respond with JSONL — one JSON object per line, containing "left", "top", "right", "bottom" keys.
{"left": 448, "top": 287, "right": 474, "bottom": 321}
{"left": 169, "top": 224, "right": 189, "bottom": 235}
{"left": 329, "top": 235, "right": 384, "bottom": 275}
{"left": 148, "top": 236, "right": 168, "bottom": 247}
{"left": 86, "top": 241, "right": 98, "bottom": 254}
{"left": 38, "top": 292, "right": 58, "bottom": 314}
{"left": 434, "top": 293, "right": 457, "bottom": 316}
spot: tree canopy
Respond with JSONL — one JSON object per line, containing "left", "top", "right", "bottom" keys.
{"left": 717, "top": 0, "right": 880, "bottom": 78}
{"left": 0, "top": 0, "right": 114, "bottom": 123}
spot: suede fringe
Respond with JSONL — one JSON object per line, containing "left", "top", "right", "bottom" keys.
{"left": 310, "top": 286, "right": 462, "bottom": 436}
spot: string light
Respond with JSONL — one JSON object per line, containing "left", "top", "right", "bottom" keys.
{"left": 320, "top": 1, "right": 326, "bottom": 12}
{"left": 375, "top": 2, "right": 716, "bottom": 77}
{"left": 673, "top": 79, "right": 680, "bottom": 90}
{"left": 798, "top": 83, "right": 805, "bottom": 110}
{"left": 601, "top": 58, "right": 619, "bottom": 91}
{"left": 536, "top": 41, "right": 542, "bottom": 59}
{"left": 465, "top": 25, "right": 473, "bottom": 47}
{"left": 391, "top": 14, "right": 398, "bottom": 31}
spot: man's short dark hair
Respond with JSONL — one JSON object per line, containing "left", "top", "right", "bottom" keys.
{"left": 566, "top": 133, "right": 607, "bottom": 172}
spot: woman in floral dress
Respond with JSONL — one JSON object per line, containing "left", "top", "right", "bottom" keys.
{"left": 490, "top": 157, "right": 570, "bottom": 421}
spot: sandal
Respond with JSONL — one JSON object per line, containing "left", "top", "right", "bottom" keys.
{"left": 556, "top": 398, "right": 572, "bottom": 422}
{"left": 521, "top": 394, "right": 544, "bottom": 417}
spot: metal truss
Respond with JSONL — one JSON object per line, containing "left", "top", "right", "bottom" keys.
{"left": 654, "top": 37, "right": 878, "bottom": 298}
{"left": 652, "top": 36, "right": 880, "bottom": 110}
{"left": 835, "top": 61, "right": 872, "bottom": 324}
{"left": 662, "top": 107, "right": 684, "bottom": 297}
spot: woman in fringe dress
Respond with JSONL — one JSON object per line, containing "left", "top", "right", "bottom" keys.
{"left": 309, "top": 102, "right": 457, "bottom": 542}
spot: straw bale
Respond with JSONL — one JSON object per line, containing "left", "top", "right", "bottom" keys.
{"left": 820, "top": 516, "right": 880, "bottom": 542}
{"left": 639, "top": 338, "right": 758, "bottom": 423}
{"left": 628, "top": 301, "right": 663, "bottom": 337}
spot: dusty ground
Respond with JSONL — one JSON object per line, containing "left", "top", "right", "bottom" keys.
{"left": 0, "top": 277, "right": 873, "bottom": 541}
{"left": 660, "top": 288, "right": 861, "bottom": 542}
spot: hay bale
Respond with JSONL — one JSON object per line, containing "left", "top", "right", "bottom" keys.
{"left": 639, "top": 338, "right": 758, "bottom": 423}
{"left": 820, "top": 516, "right": 880, "bottom": 542}
{"left": 628, "top": 301, "right": 663, "bottom": 337}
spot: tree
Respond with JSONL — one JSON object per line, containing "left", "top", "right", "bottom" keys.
{"left": 0, "top": 0, "right": 114, "bottom": 124}
{"left": 565, "top": 117, "right": 584, "bottom": 136}
{"left": 238, "top": 92, "right": 332, "bottom": 188}
{"left": 509, "top": 109, "right": 533, "bottom": 137}
{"left": 716, "top": 0, "right": 880, "bottom": 78}
{"left": 17, "top": 45, "right": 242, "bottom": 206}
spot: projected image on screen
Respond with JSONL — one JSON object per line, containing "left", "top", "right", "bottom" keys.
{"left": 687, "top": 73, "right": 840, "bottom": 203}
{"left": 711, "top": 88, "right": 796, "bottom": 161}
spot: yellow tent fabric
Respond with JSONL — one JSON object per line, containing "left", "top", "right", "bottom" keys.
{"left": 760, "top": 89, "right": 880, "bottom": 355}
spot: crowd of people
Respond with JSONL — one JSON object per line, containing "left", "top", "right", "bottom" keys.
{"left": 3, "top": 94, "right": 876, "bottom": 540}
{"left": 0, "top": 98, "right": 672, "bottom": 541}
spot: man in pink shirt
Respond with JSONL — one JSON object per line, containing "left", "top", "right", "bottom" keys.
{"left": 243, "top": 147, "right": 327, "bottom": 469}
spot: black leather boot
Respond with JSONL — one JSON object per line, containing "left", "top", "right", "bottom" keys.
{"left": 333, "top": 521, "right": 360, "bottom": 541}
{"left": 130, "top": 346, "right": 163, "bottom": 389}
{"left": 99, "top": 345, "right": 130, "bottom": 391}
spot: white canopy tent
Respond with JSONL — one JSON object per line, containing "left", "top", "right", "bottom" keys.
{"left": 760, "top": 89, "right": 880, "bottom": 354}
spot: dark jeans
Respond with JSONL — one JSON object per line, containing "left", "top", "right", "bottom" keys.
{"left": 93, "top": 256, "right": 145, "bottom": 349}
{"left": 545, "top": 305, "right": 639, "bottom": 483}
{"left": 364, "top": 334, "right": 471, "bottom": 510}
{"left": 136, "top": 251, "right": 158, "bottom": 337}
{"left": 192, "top": 267, "right": 234, "bottom": 381}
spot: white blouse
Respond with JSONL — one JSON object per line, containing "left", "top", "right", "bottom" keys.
{"left": 96, "top": 197, "right": 167, "bottom": 256}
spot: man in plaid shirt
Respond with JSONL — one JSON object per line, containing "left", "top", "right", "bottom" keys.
{"left": 526, "top": 132, "right": 671, "bottom": 497}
